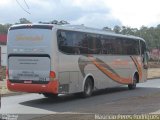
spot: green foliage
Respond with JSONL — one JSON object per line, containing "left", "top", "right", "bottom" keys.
{"left": 17, "top": 18, "right": 31, "bottom": 24}
{"left": 113, "top": 25, "right": 121, "bottom": 34}
{"left": 112, "top": 25, "right": 160, "bottom": 49}
{"left": 0, "top": 18, "right": 31, "bottom": 34}
{"left": 0, "top": 24, "right": 12, "bottom": 34}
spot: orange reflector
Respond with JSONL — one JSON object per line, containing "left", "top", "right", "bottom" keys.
{"left": 50, "top": 71, "right": 56, "bottom": 78}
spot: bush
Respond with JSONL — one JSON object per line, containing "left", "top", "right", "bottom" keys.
{"left": 0, "top": 66, "right": 6, "bottom": 80}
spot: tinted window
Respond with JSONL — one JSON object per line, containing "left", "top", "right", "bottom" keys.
{"left": 101, "top": 36, "right": 122, "bottom": 55}
{"left": 57, "top": 30, "right": 88, "bottom": 54}
{"left": 122, "top": 38, "right": 140, "bottom": 55}
{"left": 101, "top": 35, "right": 112, "bottom": 54}
{"left": 57, "top": 30, "right": 74, "bottom": 54}
{"left": 114, "top": 37, "right": 123, "bottom": 54}
{"left": 75, "top": 33, "right": 88, "bottom": 54}
{"left": 87, "top": 34, "right": 102, "bottom": 54}
{"left": 57, "top": 30, "right": 102, "bottom": 54}
{"left": 57, "top": 30, "right": 140, "bottom": 55}
{"left": 140, "top": 40, "right": 146, "bottom": 55}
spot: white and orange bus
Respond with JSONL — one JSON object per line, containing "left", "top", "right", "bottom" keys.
{"left": 7, "top": 24, "right": 149, "bottom": 98}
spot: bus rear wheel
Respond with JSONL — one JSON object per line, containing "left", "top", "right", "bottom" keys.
{"left": 128, "top": 75, "right": 137, "bottom": 90}
{"left": 82, "top": 77, "right": 93, "bottom": 98}
{"left": 43, "top": 93, "right": 58, "bottom": 98}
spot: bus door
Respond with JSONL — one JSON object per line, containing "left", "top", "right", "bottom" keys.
{"left": 140, "top": 40, "right": 149, "bottom": 82}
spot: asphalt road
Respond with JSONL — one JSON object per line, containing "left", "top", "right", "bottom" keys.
{"left": 1, "top": 79, "right": 160, "bottom": 120}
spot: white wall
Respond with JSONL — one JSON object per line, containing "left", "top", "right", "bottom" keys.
{"left": 0, "top": 45, "right": 7, "bottom": 66}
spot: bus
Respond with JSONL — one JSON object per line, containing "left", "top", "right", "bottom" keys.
{"left": 7, "top": 24, "right": 149, "bottom": 98}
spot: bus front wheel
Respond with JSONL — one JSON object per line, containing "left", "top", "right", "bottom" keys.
{"left": 128, "top": 75, "right": 137, "bottom": 90}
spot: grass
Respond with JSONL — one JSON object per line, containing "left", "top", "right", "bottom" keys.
{"left": 1, "top": 66, "right": 6, "bottom": 80}
{"left": 0, "top": 66, "right": 12, "bottom": 95}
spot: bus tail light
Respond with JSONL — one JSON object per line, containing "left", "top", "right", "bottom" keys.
{"left": 50, "top": 71, "right": 56, "bottom": 80}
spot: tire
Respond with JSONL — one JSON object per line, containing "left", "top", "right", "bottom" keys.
{"left": 43, "top": 93, "right": 58, "bottom": 98}
{"left": 128, "top": 75, "right": 137, "bottom": 90}
{"left": 81, "top": 78, "right": 93, "bottom": 98}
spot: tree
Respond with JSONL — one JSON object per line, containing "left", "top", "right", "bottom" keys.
{"left": 16, "top": 18, "right": 31, "bottom": 24}
{"left": 157, "top": 24, "right": 160, "bottom": 29}
{"left": 39, "top": 20, "right": 69, "bottom": 25}
{"left": 103, "top": 26, "right": 112, "bottom": 31}
{"left": 121, "top": 26, "right": 127, "bottom": 34}
{"left": 113, "top": 25, "right": 121, "bottom": 33}
{"left": 0, "top": 24, "right": 12, "bottom": 34}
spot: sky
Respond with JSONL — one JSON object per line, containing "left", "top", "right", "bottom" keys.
{"left": 0, "top": 0, "right": 160, "bottom": 29}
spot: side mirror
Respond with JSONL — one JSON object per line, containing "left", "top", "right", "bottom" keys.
{"left": 143, "top": 52, "right": 149, "bottom": 69}
{"left": 146, "top": 51, "right": 150, "bottom": 61}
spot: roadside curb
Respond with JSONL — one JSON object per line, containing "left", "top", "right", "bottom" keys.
{"left": 1, "top": 92, "right": 28, "bottom": 97}
{"left": 147, "top": 77, "right": 160, "bottom": 80}
{"left": 1, "top": 79, "right": 28, "bottom": 97}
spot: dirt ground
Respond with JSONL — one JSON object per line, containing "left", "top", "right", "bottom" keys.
{"left": 148, "top": 68, "right": 160, "bottom": 79}
{"left": 149, "top": 61, "right": 160, "bottom": 68}
{"left": 148, "top": 62, "right": 160, "bottom": 79}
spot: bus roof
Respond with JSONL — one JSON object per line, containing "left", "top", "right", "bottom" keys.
{"left": 9, "top": 24, "right": 145, "bottom": 42}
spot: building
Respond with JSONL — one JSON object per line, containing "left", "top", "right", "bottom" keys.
{"left": 0, "top": 34, "right": 7, "bottom": 66}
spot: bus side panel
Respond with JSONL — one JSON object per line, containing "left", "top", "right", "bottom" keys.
{"left": 58, "top": 53, "right": 80, "bottom": 94}
{"left": 58, "top": 53, "right": 136, "bottom": 94}
{"left": 79, "top": 55, "right": 132, "bottom": 90}
{"left": 51, "top": 29, "right": 59, "bottom": 80}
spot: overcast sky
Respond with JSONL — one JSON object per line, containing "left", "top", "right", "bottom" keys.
{"left": 1, "top": 0, "right": 160, "bottom": 28}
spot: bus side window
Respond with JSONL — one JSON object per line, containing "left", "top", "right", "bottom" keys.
{"left": 72, "top": 32, "right": 85, "bottom": 55}
{"left": 77, "top": 33, "right": 88, "bottom": 54}
{"left": 57, "top": 30, "right": 75, "bottom": 54}
{"left": 140, "top": 41, "right": 147, "bottom": 62}
{"left": 101, "top": 35, "right": 115, "bottom": 55}
{"left": 140, "top": 41, "right": 146, "bottom": 55}
{"left": 122, "top": 39, "right": 140, "bottom": 55}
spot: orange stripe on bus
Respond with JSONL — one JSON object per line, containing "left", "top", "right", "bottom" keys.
{"left": 88, "top": 57, "right": 132, "bottom": 84}
{"left": 131, "top": 56, "right": 142, "bottom": 81}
